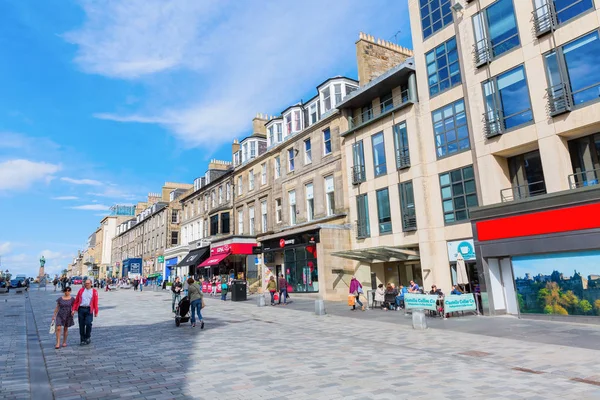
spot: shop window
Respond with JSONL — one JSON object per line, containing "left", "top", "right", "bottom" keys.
{"left": 483, "top": 65, "right": 533, "bottom": 137}
{"left": 221, "top": 212, "right": 230, "bottom": 234}
{"left": 473, "top": 0, "right": 520, "bottom": 66}
{"left": 376, "top": 188, "right": 392, "bottom": 234}
{"left": 439, "top": 165, "right": 478, "bottom": 224}
{"left": 210, "top": 215, "right": 219, "bottom": 236}
{"left": 420, "top": 0, "right": 453, "bottom": 39}
{"left": 372, "top": 132, "right": 387, "bottom": 177}
{"left": 426, "top": 36, "right": 461, "bottom": 96}
{"left": 433, "top": 99, "right": 469, "bottom": 158}
{"left": 284, "top": 247, "right": 318, "bottom": 293}
{"left": 545, "top": 31, "right": 600, "bottom": 116}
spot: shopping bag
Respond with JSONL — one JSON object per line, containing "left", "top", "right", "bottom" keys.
{"left": 49, "top": 320, "right": 56, "bottom": 334}
{"left": 201, "top": 299, "right": 206, "bottom": 309}
{"left": 274, "top": 292, "right": 279, "bottom": 302}
{"left": 347, "top": 295, "right": 355, "bottom": 307}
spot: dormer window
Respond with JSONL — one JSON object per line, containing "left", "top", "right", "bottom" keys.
{"left": 285, "top": 114, "right": 292, "bottom": 135}
{"left": 268, "top": 126, "right": 274, "bottom": 146}
{"left": 334, "top": 84, "right": 342, "bottom": 105}
{"left": 243, "top": 143, "right": 249, "bottom": 162}
{"left": 234, "top": 151, "right": 241, "bottom": 166}
{"left": 276, "top": 123, "right": 282, "bottom": 142}
{"left": 323, "top": 87, "right": 332, "bottom": 111}
{"left": 309, "top": 103, "right": 318, "bottom": 125}
{"left": 250, "top": 141, "right": 256, "bottom": 158}
{"left": 293, "top": 110, "right": 301, "bottom": 131}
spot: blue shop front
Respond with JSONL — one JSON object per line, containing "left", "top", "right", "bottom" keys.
{"left": 122, "top": 258, "right": 142, "bottom": 278}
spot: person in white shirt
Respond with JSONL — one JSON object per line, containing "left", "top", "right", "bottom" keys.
{"left": 72, "top": 279, "right": 99, "bottom": 346}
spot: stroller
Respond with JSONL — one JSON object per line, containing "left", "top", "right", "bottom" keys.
{"left": 175, "top": 296, "right": 191, "bottom": 327}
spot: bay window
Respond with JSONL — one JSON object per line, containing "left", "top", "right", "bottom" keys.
{"left": 473, "top": 0, "right": 520, "bottom": 66}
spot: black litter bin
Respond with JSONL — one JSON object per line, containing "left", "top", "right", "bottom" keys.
{"left": 231, "top": 280, "right": 247, "bottom": 302}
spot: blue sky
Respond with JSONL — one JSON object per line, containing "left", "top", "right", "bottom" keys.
{"left": 0, "top": 0, "right": 412, "bottom": 277}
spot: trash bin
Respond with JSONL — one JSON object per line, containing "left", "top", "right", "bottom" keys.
{"left": 230, "top": 280, "right": 247, "bottom": 302}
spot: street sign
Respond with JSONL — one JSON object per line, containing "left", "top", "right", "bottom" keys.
{"left": 157, "top": 256, "right": 164, "bottom": 263}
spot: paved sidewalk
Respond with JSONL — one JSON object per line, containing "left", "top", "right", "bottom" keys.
{"left": 3, "top": 287, "right": 600, "bottom": 399}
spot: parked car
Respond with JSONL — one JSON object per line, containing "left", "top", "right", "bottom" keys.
{"left": 72, "top": 276, "right": 83, "bottom": 285}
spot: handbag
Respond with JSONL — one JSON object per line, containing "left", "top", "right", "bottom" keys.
{"left": 201, "top": 299, "right": 205, "bottom": 309}
{"left": 357, "top": 286, "right": 364, "bottom": 294}
{"left": 49, "top": 320, "right": 56, "bottom": 334}
{"left": 273, "top": 293, "right": 279, "bottom": 301}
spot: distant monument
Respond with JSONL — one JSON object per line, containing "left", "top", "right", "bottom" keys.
{"left": 38, "top": 256, "right": 46, "bottom": 288}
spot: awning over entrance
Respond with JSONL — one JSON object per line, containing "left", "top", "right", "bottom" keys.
{"left": 199, "top": 253, "right": 229, "bottom": 268}
{"left": 176, "top": 247, "right": 209, "bottom": 269}
{"left": 331, "top": 246, "right": 420, "bottom": 263}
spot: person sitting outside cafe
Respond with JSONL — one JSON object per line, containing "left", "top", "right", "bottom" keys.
{"left": 450, "top": 285, "right": 463, "bottom": 295}
{"left": 429, "top": 285, "right": 444, "bottom": 296}
{"left": 374, "top": 284, "right": 385, "bottom": 309}
{"left": 395, "top": 285, "right": 409, "bottom": 310}
{"left": 429, "top": 285, "right": 445, "bottom": 317}
{"left": 383, "top": 283, "right": 398, "bottom": 311}
{"left": 408, "top": 280, "right": 420, "bottom": 293}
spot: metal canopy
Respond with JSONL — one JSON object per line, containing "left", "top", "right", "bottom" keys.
{"left": 331, "top": 246, "right": 420, "bottom": 263}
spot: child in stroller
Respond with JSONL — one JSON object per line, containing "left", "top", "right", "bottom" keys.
{"left": 175, "top": 296, "right": 191, "bottom": 327}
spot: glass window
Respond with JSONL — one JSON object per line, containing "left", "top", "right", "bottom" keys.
{"left": 473, "top": 0, "right": 520, "bottom": 63}
{"left": 210, "top": 215, "right": 219, "bottom": 236}
{"left": 325, "top": 175, "right": 335, "bottom": 216}
{"left": 237, "top": 209, "right": 243, "bottom": 234}
{"left": 323, "top": 128, "right": 332, "bottom": 155}
{"left": 310, "top": 103, "right": 318, "bottom": 124}
{"left": 171, "top": 231, "right": 178, "bottom": 245}
{"left": 399, "top": 181, "right": 417, "bottom": 231}
{"left": 268, "top": 126, "right": 274, "bottom": 146}
{"left": 371, "top": 132, "right": 387, "bottom": 177}
{"left": 352, "top": 140, "right": 366, "bottom": 183}
{"left": 507, "top": 150, "right": 547, "bottom": 200}
{"left": 293, "top": 110, "right": 301, "bottom": 131}
{"left": 276, "top": 123, "right": 283, "bottom": 142}
{"left": 261, "top": 163, "right": 267, "bottom": 185}
{"left": 420, "top": 0, "right": 453, "bottom": 39}
{"left": 285, "top": 114, "right": 292, "bottom": 135}
{"left": 304, "top": 139, "right": 312, "bottom": 164}
{"left": 568, "top": 133, "right": 600, "bottom": 187}
{"left": 483, "top": 65, "right": 533, "bottom": 134}
{"left": 250, "top": 141, "right": 256, "bottom": 158}
{"left": 361, "top": 103, "right": 373, "bottom": 124}
{"left": 334, "top": 83, "right": 342, "bottom": 105}
{"left": 393, "top": 121, "right": 411, "bottom": 169}
{"left": 439, "top": 165, "right": 478, "bottom": 224}
{"left": 249, "top": 206, "right": 255, "bottom": 235}
{"left": 288, "top": 148, "right": 295, "bottom": 172}
{"left": 276, "top": 198, "right": 282, "bottom": 223}
{"left": 548, "top": 0, "right": 594, "bottom": 25}
{"left": 221, "top": 212, "right": 230, "bottom": 234}
{"left": 380, "top": 92, "right": 393, "bottom": 113}
{"left": 323, "top": 87, "right": 331, "bottom": 111}
{"left": 376, "top": 188, "right": 392, "bottom": 234}
{"left": 237, "top": 176, "right": 243, "bottom": 195}
{"left": 218, "top": 186, "right": 223, "bottom": 204}
{"left": 226, "top": 182, "right": 231, "bottom": 201}
{"left": 433, "top": 99, "right": 469, "bottom": 158}
{"left": 545, "top": 31, "right": 600, "bottom": 108}
{"left": 356, "top": 194, "right": 370, "bottom": 238}
{"left": 426, "top": 37, "right": 461, "bottom": 96}
{"left": 274, "top": 156, "right": 281, "bottom": 178}
{"left": 261, "top": 200, "right": 267, "bottom": 233}
{"left": 249, "top": 170, "right": 254, "bottom": 190}
{"left": 305, "top": 183, "right": 314, "bottom": 221}
{"left": 289, "top": 190, "right": 296, "bottom": 225}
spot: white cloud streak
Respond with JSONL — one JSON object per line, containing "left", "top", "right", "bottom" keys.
{"left": 0, "top": 242, "right": 12, "bottom": 254}
{"left": 60, "top": 177, "right": 103, "bottom": 186}
{"left": 70, "top": 204, "right": 111, "bottom": 211}
{"left": 66, "top": 0, "right": 409, "bottom": 148}
{"left": 0, "top": 159, "right": 61, "bottom": 191}
{"left": 52, "top": 196, "right": 79, "bottom": 200}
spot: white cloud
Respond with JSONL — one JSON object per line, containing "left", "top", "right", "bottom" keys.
{"left": 67, "top": 0, "right": 410, "bottom": 148}
{"left": 41, "top": 250, "right": 68, "bottom": 260}
{"left": 52, "top": 196, "right": 79, "bottom": 200}
{"left": 87, "top": 186, "right": 137, "bottom": 200}
{"left": 70, "top": 204, "right": 111, "bottom": 211}
{"left": 0, "top": 159, "right": 61, "bottom": 191}
{"left": 60, "top": 177, "right": 103, "bottom": 186}
{"left": 0, "top": 242, "right": 12, "bottom": 254}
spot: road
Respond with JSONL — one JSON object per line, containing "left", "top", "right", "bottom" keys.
{"left": 2, "top": 286, "right": 600, "bottom": 399}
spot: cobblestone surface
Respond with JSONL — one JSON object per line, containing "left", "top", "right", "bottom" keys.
{"left": 3, "top": 287, "right": 600, "bottom": 399}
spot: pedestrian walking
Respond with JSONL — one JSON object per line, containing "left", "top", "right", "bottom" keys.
{"left": 72, "top": 279, "right": 99, "bottom": 346}
{"left": 53, "top": 277, "right": 58, "bottom": 292}
{"left": 140, "top": 277, "right": 143, "bottom": 292}
{"left": 211, "top": 276, "right": 217, "bottom": 297}
{"left": 187, "top": 278, "right": 204, "bottom": 329}
{"left": 267, "top": 276, "right": 277, "bottom": 306}
{"left": 52, "top": 286, "right": 75, "bottom": 349}
{"left": 349, "top": 276, "right": 365, "bottom": 311}
{"left": 171, "top": 277, "right": 183, "bottom": 313}
{"left": 221, "top": 277, "right": 229, "bottom": 301}
{"left": 183, "top": 276, "right": 189, "bottom": 297}
{"left": 278, "top": 274, "right": 288, "bottom": 305}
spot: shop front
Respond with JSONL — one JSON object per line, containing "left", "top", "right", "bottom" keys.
{"left": 176, "top": 246, "right": 210, "bottom": 278}
{"left": 122, "top": 258, "right": 142, "bottom": 278}
{"left": 471, "top": 187, "right": 600, "bottom": 322}
{"left": 199, "top": 238, "right": 256, "bottom": 283}
{"left": 164, "top": 257, "right": 178, "bottom": 281}
{"left": 260, "top": 230, "right": 320, "bottom": 293}
{"left": 447, "top": 239, "right": 480, "bottom": 293}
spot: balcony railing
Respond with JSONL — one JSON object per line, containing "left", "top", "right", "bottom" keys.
{"left": 568, "top": 169, "right": 600, "bottom": 189}
{"left": 396, "top": 148, "right": 410, "bottom": 170}
{"left": 547, "top": 82, "right": 573, "bottom": 116}
{"left": 473, "top": 38, "right": 491, "bottom": 68}
{"left": 402, "top": 211, "right": 417, "bottom": 231}
{"left": 349, "top": 89, "right": 410, "bottom": 129}
{"left": 500, "top": 180, "right": 547, "bottom": 202}
{"left": 352, "top": 165, "right": 366, "bottom": 185}
{"left": 356, "top": 219, "right": 369, "bottom": 239}
{"left": 483, "top": 109, "right": 504, "bottom": 138}
{"left": 532, "top": 2, "right": 557, "bottom": 37}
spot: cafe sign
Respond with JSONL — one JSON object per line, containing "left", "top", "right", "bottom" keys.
{"left": 404, "top": 294, "right": 439, "bottom": 311}
{"left": 447, "top": 239, "right": 476, "bottom": 262}
{"left": 443, "top": 294, "right": 477, "bottom": 314}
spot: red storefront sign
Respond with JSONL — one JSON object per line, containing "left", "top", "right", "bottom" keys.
{"left": 476, "top": 203, "right": 600, "bottom": 242}
{"left": 209, "top": 243, "right": 256, "bottom": 256}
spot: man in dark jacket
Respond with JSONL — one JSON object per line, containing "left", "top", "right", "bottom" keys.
{"left": 278, "top": 274, "right": 288, "bottom": 305}
{"left": 171, "top": 277, "right": 183, "bottom": 312}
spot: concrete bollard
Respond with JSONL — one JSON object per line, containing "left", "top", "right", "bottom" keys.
{"left": 412, "top": 309, "right": 427, "bottom": 330}
{"left": 257, "top": 294, "right": 266, "bottom": 307}
{"left": 315, "top": 299, "right": 326, "bottom": 316}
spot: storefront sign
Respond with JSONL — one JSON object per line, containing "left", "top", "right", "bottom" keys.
{"left": 210, "top": 243, "right": 255, "bottom": 256}
{"left": 279, "top": 238, "right": 295, "bottom": 248}
{"left": 443, "top": 294, "right": 477, "bottom": 314}
{"left": 129, "top": 262, "right": 141, "bottom": 274}
{"left": 157, "top": 256, "right": 164, "bottom": 263}
{"left": 447, "top": 239, "right": 476, "bottom": 262}
{"left": 165, "top": 257, "right": 178, "bottom": 267}
{"left": 262, "top": 230, "right": 320, "bottom": 252}
{"left": 404, "top": 294, "right": 439, "bottom": 311}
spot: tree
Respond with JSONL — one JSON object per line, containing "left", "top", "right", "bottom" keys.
{"left": 595, "top": 299, "right": 600, "bottom": 316}
{"left": 552, "top": 304, "right": 568, "bottom": 315}
{"left": 559, "top": 290, "right": 579, "bottom": 314}
{"left": 579, "top": 300, "right": 593, "bottom": 315}
{"left": 517, "top": 293, "right": 525, "bottom": 311}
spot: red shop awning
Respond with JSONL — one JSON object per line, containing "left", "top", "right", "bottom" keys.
{"left": 199, "top": 253, "right": 229, "bottom": 268}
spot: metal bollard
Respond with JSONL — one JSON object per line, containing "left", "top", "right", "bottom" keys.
{"left": 412, "top": 309, "right": 427, "bottom": 330}
{"left": 314, "top": 299, "right": 326, "bottom": 316}
{"left": 257, "top": 294, "right": 266, "bottom": 307}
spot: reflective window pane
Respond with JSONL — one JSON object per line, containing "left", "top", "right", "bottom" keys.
{"left": 439, "top": 165, "right": 478, "bottom": 224}
{"left": 432, "top": 99, "right": 469, "bottom": 158}
{"left": 485, "top": 0, "right": 520, "bottom": 57}
{"left": 426, "top": 37, "right": 461, "bottom": 96}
